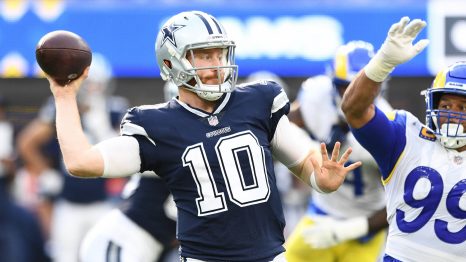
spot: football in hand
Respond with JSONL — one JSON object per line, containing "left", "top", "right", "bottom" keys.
{"left": 36, "top": 30, "right": 92, "bottom": 86}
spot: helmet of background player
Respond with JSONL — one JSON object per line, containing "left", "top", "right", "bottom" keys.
{"left": 77, "top": 52, "right": 114, "bottom": 111}
{"left": 332, "top": 40, "right": 375, "bottom": 96}
{"left": 163, "top": 80, "right": 179, "bottom": 102}
{"left": 155, "top": 10, "right": 238, "bottom": 101}
{"left": 82, "top": 52, "right": 114, "bottom": 95}
{"left": 424, "top": 61, "right": 466, "bottom": 149}
{"left": 246, "top": 70, "right": 290, "bottom": 95}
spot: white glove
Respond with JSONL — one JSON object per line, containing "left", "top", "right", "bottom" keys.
{"left": 365, "top": 16, "right": 429, "bottom": 82}
{"left": 302, "top": 216, "right": 369, "bottom": 249}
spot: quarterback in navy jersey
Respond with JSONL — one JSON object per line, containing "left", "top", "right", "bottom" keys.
{"left": 122, "top": 81, "right": 291, "bottom": 260}
{"left": 44, "top": 10, "right": 360, "bottom": 261}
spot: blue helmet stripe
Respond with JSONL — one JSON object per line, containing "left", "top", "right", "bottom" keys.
{"left": 195, "top": 13, "right": 213, "bottom": 34}
{"left": 210, "top": 15, "right": 223, "bottom": 34}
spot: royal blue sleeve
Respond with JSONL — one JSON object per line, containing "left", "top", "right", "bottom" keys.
{"left": 351, "top": 107, "right": 407, "bottom": 180}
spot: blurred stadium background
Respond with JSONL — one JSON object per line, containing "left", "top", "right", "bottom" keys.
{"left": 1, "top": 0, "right": 466, "bottom": 131}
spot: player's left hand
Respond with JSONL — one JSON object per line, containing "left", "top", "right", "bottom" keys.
{"left": 302, "top": 216, "right": 369, "bottom": 249}
{"left": 310, "top": 142, "right": 361, "bottom": 193}
{"left": 364, "top": 17, "right": 429, "bottom": 82}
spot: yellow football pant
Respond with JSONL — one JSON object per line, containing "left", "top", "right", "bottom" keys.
{"left": 285, "top": 216, "right": 386, "bottom": 262}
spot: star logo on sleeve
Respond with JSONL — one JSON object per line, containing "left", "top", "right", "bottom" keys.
{"left": 161, "top": 23, "right": 185, "bottom": 47}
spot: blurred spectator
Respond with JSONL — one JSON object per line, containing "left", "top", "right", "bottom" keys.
{"left": 17, "top": 53, "right": 129, "bottom": 262}
{"left": 0, "top": 96, "right": 50, "bottom": 262}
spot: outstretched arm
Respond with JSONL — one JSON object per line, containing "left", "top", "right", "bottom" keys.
{"left": 48, "top": 70, "right": 141, "bottom": 178}
{"left": 342, "top": 17, "right": 429, "bottom": 128}
{"left": 47, "top": 68, "right": 106, "bottom": 177}
{"left": 271, "top": 116, "right": 361, "bottom": 193}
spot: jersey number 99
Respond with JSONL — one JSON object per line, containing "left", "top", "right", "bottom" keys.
{"left": 396, "top": 166, "right": 466, "bottom": 244}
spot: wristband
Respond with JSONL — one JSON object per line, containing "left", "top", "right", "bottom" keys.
{"left": 364, "top": 54, "right": 394, "bottom": 83}
{"left": 310, "top": 172, "right": 329, "bottom": 194}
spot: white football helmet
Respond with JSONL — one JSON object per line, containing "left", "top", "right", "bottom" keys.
{"left": 155, "top": 11, "right": 238, "bottom": 101}
{"left": 424, "top": 62, "right": 466, "bottom": 149}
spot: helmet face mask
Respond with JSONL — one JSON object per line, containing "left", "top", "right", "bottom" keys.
{"left": 424, "top": 62, "right": 466, "bottom": 149}
{"left": 155, "top": 11, "right": 238, "bottom": 101}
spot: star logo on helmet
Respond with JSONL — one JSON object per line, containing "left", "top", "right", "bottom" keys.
{"left": 161, "top": 23, "right": 185, "bottom": 47}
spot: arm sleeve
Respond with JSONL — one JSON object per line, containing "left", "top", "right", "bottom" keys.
{"left": 271, "top": 115, "right": 317, "bottom": 167}
{"left": 265, "top": 81, "right": 291, "bottom": 141}
{"left": 95, "top": 136, "right": 141, "bottom": 177}
{"left": 351, "top": 107, "right": 406, "bottom": 180}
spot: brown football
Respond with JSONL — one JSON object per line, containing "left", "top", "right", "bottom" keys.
{"left": 36, "top": 30, "right": 92, "bottom": 86}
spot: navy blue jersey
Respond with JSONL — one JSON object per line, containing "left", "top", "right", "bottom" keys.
{"left": 121, "top": 176, "right": 177, "bottom": 247}
{"left": 0, "top": 179, "right": 50, "bottom": 262}
{"left": 121, "top": 82, "right": 289, "bottom": 261}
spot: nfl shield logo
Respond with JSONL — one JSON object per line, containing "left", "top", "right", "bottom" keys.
{"left": 208, "top": 115, "right": 219, "bottom": 126}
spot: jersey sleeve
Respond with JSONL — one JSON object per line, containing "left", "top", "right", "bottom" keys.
{"left": 265, "top": 81, "right": 290, "bottom": 140}
{"left": 120, "top": 107, "right": 158, "bottom": 173}
{"left": 350, "top": 107, "right": 407, "bottom": 180}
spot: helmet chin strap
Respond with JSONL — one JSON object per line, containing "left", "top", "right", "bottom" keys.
{"left": 195, "top": 81, "right": 232, "bottom": 101}
{"left": 180, "top": 71, "right": 235, "bottom": 101}
{"left": 438, "top": 123, "right": 466, "bottom": 149}
{"left": 195, "top": 89, "right": 223, "bottom": 101}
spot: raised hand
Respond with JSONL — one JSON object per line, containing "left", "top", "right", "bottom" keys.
{"left": 365, "top": 16, "right": 429, "bottom": 82}
{"left": 46, "top": 66, "right": 90, "bottom": 99}
{"left": 310, "top": 142, "right": 362, "bottom": 193}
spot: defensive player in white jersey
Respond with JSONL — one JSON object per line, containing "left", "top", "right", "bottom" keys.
{"left": 285, "top": 41, "right": 390, "bottom": 262}
{"left": 43, "top": 10, "right": 361, "bottom": 261}
{"left": 342, "top": 17, "right": 465, "bottom": 262}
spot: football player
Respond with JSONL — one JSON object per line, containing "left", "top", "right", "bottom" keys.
{"left": 341, "top": 17, "right": 465, "bottom": 261}
{"left": 285, "top": 41, "right": 390, "bottom": 262}
{"left": 17, "top": 53, "right": 128, "bottom": 262}
{"left": 79, "top": 82, "right": 178, "bottom": 262}
{"left": 44, "top": 11, "right": 361, "bottom": 261}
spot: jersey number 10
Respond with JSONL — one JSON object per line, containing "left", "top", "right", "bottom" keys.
{"left": 182, "top": 131, "right": 271, "bottom": 216}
